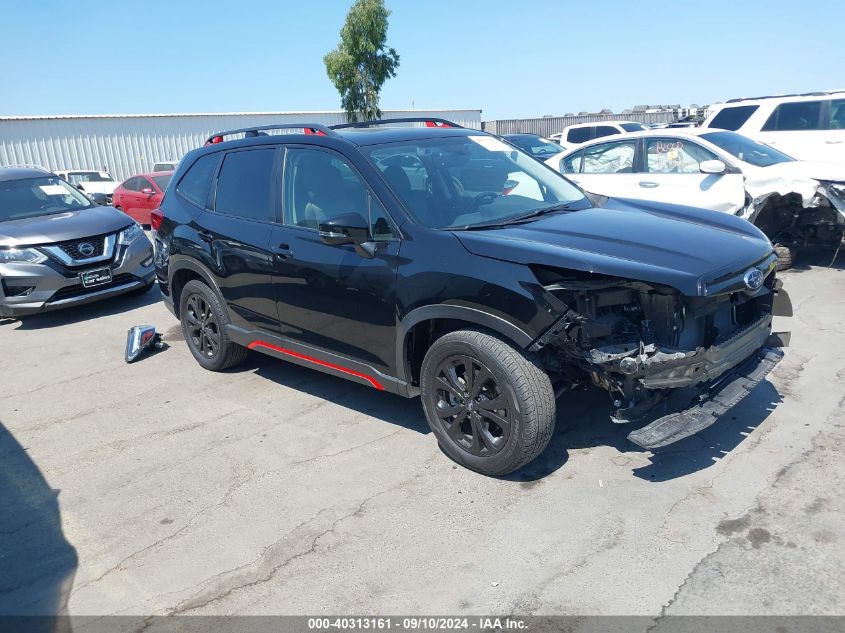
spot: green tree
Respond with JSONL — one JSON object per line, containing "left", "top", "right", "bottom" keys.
{"left": 324, "top": 0, "right": 400, "bottom": 122}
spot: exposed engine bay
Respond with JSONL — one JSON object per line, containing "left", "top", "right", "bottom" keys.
{"left": 748, "top": 183, "right": 845, "bottom": 250}
{"left": 530, "top": 257, "right": 791, "bottom": 444}
{"left": 741, "top": 180, "right": 845, "bottom": 249}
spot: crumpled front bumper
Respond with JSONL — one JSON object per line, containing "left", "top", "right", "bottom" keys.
{"left": 626, "top": 346, "right": 783, "bottom": 449}
{"left": 621, "top": 286, "right": 792, "bottom": 449}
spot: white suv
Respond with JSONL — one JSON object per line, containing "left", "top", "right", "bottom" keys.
{"left": 558, "top": 120, "right": 648, "bottom": 145}
{"left": 702, "top": 91, "right": 845, "bottom": 163}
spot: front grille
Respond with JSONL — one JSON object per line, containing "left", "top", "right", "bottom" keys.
{"left": 49, "top": 274, "right": 136, "bottom": 302}
{"left": 58, "top": 235, "right": 106, "bottom": 260}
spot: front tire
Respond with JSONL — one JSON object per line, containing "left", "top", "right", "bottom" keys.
{"left": 179, "top": 279, "right": 247, "bottom": 371}
{"left": 774, "top": 244, "right": 796, "bottom": 271}
{"left": 420, "top": 329, "right": 555, "bottom": 476}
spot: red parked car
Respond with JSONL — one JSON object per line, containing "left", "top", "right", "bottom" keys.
{"left": 112, "top": 171, "right": 172, "bottom": 225}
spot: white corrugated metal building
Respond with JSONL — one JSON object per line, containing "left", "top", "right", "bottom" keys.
{"left": 0, "top": 109, "right": 482, "bottom": 181}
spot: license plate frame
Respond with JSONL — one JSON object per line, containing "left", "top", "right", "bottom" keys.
{"left": 80, "top": 267, "right": 113, "bottom": 288}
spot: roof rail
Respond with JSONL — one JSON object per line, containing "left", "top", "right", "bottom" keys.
{"left": 330, "top": 117, "right": 462, "bottom": 130}
{"left": 2, "top": 164, "right": 51, "bottom": 172}
{"left": 204, "top": 123, "right": 338, "bottom": 146}
{"left": 725, "top": 90, "right": 845, "bottom": 103}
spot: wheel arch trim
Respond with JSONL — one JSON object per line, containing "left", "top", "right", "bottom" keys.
{"left": 167, "top": 256, "right": 225, "bottom": 316}
{"left": 395, "top": 305, "right": 534, "bottom": 384}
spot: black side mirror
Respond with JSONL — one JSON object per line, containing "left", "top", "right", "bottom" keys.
{"left": 319, "top": 213, "right": 369, "bottom": 246}
{"left": 319, "top": 213, "right": 377, "bottom": 258}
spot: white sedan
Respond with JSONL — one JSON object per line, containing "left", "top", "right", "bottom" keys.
{"left": 547, "top": 129, "right": 845, "bottom": 269}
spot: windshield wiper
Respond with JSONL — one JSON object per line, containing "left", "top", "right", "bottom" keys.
{"left": 453, "top": 202, "right": 582, "bottom": 231}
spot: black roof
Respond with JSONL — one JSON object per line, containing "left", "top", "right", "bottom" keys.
{"left": 0, "top": 167, "right": 54, "bottom": 182}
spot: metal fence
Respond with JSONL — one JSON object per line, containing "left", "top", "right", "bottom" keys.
{"left": 0, "top": 109, "right": 482, "bottom": 181}
{"left": 482, "top": 112, "right": 675, "bottom": 137}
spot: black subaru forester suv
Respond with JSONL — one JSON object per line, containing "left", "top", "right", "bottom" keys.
{"left": 154, "top": 118, "right": 791, "bottom": 476}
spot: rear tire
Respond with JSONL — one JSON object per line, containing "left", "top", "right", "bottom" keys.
{"left": 420, "top": 329, "right": 555, "bottom": 476}
{"left": 774, "top": 244, "right": 796, "bottom": 271}
{"left": 179, "top": 279, "right": 247, "bottom": 371}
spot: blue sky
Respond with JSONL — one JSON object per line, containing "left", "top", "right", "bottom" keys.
{"left": 2, "top": 0, "right": 840, "bottom": 120}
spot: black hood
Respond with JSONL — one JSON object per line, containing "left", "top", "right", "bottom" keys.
{"left": 453, "top": 198, "right": 774, "bottom": 296}
{"left": 0, "top": 206, "right": 133, "bottom": 247}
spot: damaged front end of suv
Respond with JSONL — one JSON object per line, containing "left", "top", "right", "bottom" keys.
{"left": 528, "top": 255, "right": 792, "bottom": 449}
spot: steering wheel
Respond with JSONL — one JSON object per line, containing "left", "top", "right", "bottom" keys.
{"left": 465, "top": 191, "right": 499, "bottom": 213}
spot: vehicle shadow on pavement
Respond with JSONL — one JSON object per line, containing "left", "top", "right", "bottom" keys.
{"left": 508, "top": 380, "right": 783, "bottom": 484}
{"left": 787, "top": 248, "right": 845, "bottom": 273}
{"left": 240, "top": 346, "right": 783, "bottom": 483}
{"left": 4, "top": 287, "right": 162, "bottom": 331}
{"left": 0, "top": 423, "right": 77, "bottom": 630}
{"left": 246, "top": 352, "right": 431, "bottom": 435}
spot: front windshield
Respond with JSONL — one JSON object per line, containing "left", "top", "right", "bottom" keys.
{"left": 152, "top": 174, "right": 172, "bottom": 190}
{"left": 67, "top": 171, "right": 112, "bottom": 185}
{"left": 367, "top": 135, "right": 586, "bottom": 229}
{"left": 0, "top": 176, "right": 94, "bottom": 222}
{"left": 506, "top": 136, "right": 563, "bottom": 158}
{"left": 701, "top": 131, "right": 794, "bottom": 167}
{"left": 621, "top": 123, "right": 648, "bottom": 132}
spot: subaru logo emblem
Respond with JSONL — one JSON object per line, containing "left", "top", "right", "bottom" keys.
{"left": 78, "top": 242, "right": 95, "bottom": 257}
{"left": 743, "top": 268, "right": 764, "bottom": 291}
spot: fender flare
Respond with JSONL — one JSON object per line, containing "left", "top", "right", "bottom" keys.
{"left": 394, "top": 304, "right": 534, "bottom": 383}
{"left": 167, "top": 256, "right": 225, "bottom": 315}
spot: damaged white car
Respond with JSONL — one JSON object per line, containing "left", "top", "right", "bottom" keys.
{"left": 550, "top": 129, "right": 845, "bottom": 269}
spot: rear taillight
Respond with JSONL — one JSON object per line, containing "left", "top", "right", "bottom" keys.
{"left": 150, "top": 208, "right": 163, "bottom": 232}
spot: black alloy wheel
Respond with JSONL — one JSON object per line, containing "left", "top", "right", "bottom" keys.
{"left": 433, "top": 354, "right": 513, "bottom": 457}
{"left": 184, "top": 293, "right": 219, "bottom": 359}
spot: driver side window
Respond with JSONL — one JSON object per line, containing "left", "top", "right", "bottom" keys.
{"left": 646, "top": 139, "right": 718, "bottom": 174}
{"left": 284, "top": 148, "right": 396, "bottom": 240}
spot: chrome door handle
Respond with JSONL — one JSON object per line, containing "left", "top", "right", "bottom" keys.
{"left": 825, "top": 140, "right": 843, "bottom": 144}
{"left": 638, "top": 181, "right": 659, "bottom": 188}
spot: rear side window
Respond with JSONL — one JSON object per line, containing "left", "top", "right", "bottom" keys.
{"left": 214, "top": 149, "right": 276, "bottom": 222}
{"left": 581, "top": 140, "right": 636, "bottom": 174}
{"left": 567, "top": 127, "right": 591, "bottom": 143}
{"left": 176, "top": 153, "right": 220, "bottom": 208}
{"left": 829, "top": 99, "right": 845, "bottom": 130}
{"left": 707, "top": 105, "right": 759, "bottom": 131}
{"left": 762, "top": 101, "right": 822, "bottom": 131}
{"left": 620, "top": 123, "right": 647, "bottom": 132}
{"left": 123, "top": 177, "right": 141, "bottom": 191}
{"left": 594, "top": 126, "right": 619, "bottom": 139}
